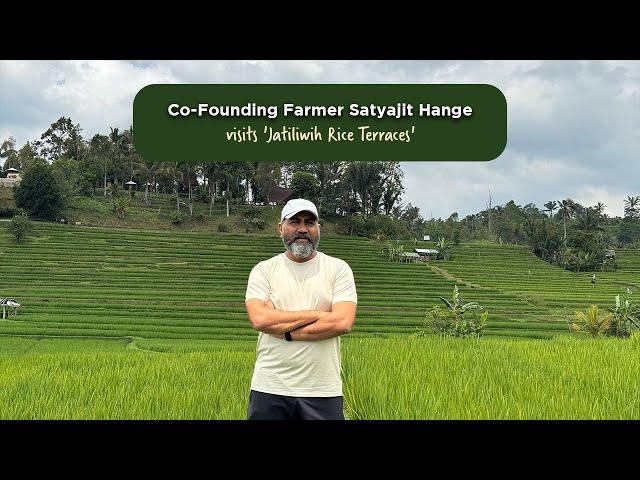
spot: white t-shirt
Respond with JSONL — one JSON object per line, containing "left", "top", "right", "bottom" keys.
{"left": 245, "top": 250, "right": 358, "bottom": 397}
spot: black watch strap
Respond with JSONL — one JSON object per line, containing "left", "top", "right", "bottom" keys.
{"left": 284, "top": 331, "right": 293, "bottom": 342}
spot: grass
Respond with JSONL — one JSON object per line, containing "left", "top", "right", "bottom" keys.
{"left": 0, "top": 335, "right": 638, "bottom": 419}
{"left": 1, "top": 222, "right": 638, "bottom": 341}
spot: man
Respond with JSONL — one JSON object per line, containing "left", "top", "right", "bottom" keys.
{"left": 244, "top": 198, "right": 358, "bottom": 420}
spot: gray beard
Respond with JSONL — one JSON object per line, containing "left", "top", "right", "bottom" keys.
{"left": 284, "top": 238, "right": 318, "bottom": 259}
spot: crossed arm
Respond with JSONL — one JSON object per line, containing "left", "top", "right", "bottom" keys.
{"left": 245, "top": 298, "right": 356, "bottom": 341}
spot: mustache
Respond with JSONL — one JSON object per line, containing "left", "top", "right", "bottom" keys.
{"left": 285, "top": 233, "right": 314, "bottom": 245}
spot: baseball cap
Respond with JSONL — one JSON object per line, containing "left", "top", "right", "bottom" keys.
{"left": 280, "top": 198, "right": 319, "bottom": 222}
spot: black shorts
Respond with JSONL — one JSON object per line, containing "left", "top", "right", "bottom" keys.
{"left": 247, "top": 390, "right": 345, "bottom": 420}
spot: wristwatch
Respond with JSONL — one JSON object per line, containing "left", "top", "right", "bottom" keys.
{"left": 284, "top": 331, "right": 293, "bottom": 342}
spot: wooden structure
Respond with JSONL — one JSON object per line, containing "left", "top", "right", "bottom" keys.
{"left": 0, "top": 168, "right": 22, "bottom": 187}
{"left": 1, "top": 298, "right": 21, "bottom": 319}
{"left": 414, "top": 248, "right": 439, "bottom": 260}
{"left": 397, "top": 252, "right": 420, "bottom": 263}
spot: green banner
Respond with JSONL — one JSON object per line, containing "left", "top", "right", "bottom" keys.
{"left": 133, "top": 84, "right": 507, "bottom": 162}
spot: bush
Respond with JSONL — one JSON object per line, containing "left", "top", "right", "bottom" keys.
{"left": 112, "top": 196, "right": 129, "bottom": 219}
{"left": 8, "top": 213, "right": 33, "bottom": 243}
{"left": 419, "top": 285, "right": 488, "bottom": 338}
{"left": 13, "top": 164, "right": 64, "bottom": 220}
{"left": 608, "top": 293, "right": 640, "bottom": 338}
{"left": 217, "top": 222, "right": 230, "bottom": 233}
{"left": 239, "top": 208, "right": 267, "bottom": 233}
{"left": 195, "top": 185, "right": 209, "bottom": 203}
{"left": 570, "top": 305, "right": 612, "bottom": 337}
{"left": 170, "top": 210, "right": 184, "bottom": 225}
{"left": 241, "top": 217, "right": 266, "bottom": 233}
{"left": 9, "top": 211, "right": 32, "bottom": 241}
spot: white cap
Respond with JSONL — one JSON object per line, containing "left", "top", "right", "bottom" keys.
{"left": 280, "top": 198, "right": 319, "bottom": 222}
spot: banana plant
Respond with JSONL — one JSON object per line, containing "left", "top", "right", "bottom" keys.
{"left": 439, "top": 285, "right": 481, "bottom": 315}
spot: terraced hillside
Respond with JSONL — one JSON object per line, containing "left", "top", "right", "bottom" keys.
{"left": 0, "top": 223, "right": 638, "bottom": 340}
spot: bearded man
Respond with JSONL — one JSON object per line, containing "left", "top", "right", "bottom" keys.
{"left": 244, "top": 198, "right": 358, "bottom": 420}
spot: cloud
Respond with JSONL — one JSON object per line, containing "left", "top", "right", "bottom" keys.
{"left": 1, "top": 60, "right": 638, "bottom": 219}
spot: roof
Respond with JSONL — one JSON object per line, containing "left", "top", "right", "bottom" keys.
{"left": 415, "top": 248, "right": 439, "bottom": 254}
{"left": 0, "top": 298, "right": 21, "bottom": 307}
{"left": 6, "top": 168, "right": 19, "bottom": 172}
{"left": 400, "top": 252, "right": 420, "bottom": 258}
{"left": 267, "top": 185, "right": 295, "bottom": 203}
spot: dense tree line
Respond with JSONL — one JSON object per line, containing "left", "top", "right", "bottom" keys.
{"left": 0, "top": 117, "right": 406, "bottom": 225}
{"left": 2, "top": 117, "right": 639, "bottom": 273}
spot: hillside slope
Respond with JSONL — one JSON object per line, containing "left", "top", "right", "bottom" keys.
{"left": 0, "top": 223, "right": 638, "bottom": 340}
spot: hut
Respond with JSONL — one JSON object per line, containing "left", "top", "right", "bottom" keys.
{"left": 397, "top": 251, "right": 420, "bottom": 263}
{"left": 414, "top": 248, "right": 439, "bottom": 260}
{"left": 1, "top": 298, "right": 21, "bottom": 319}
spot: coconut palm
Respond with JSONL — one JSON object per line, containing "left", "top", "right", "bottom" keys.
{"left": 158, "top": 162, "right": 184, "bottom": 211}
{"left": 136, "top": 159, "right": 158, "bottom": 206}
{"left": 624, "top": 195, "right": 640, "bottom": 219}
{"left": 557, "top": 199, "right": 576, "bottom": 247}
{"left": 570, "top": 305, "right": 612, "bottom": 337}
{"left": 577, "top": 207, "right": 604, "bottom": 233}
{"left": 544, "top": 200, "right": 558, "bottom": 218}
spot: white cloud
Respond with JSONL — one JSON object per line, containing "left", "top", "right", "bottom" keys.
{"left": 1, "top": 60, "right": 638, "bottom": 220}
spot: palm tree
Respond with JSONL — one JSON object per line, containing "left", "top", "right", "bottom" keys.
{"left": 557, "top": 199, "right": 575, "bottom": 247}
{"left": 577, "top": 207, "right": 604, "bottom": 233}
{"left": 158, "top": 162, "right": 184, "bottom": 211}
{"left": 595, "top": 202, "right": 606, "bottom": 218}
{"left": 544, "top": 200, "right": 558, "bottom": 218}
{"left": 108, "top": 127, "right": 122, "bottom": 196}
{"left": 624, "top": 195, "right": 640, "bottom": 219}
{"left": 346, "top": 162, "right": 383, "bottom": 216}
{"left": 137, "top": 159, "right": 158, "bottom": 206}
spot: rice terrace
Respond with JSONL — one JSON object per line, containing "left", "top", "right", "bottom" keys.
{"left": 1, "top": 221, "right": 639, "bottom": 419}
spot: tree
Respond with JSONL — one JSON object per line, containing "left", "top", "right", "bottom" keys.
{"left": 1, "top": 137, "right": 19, "bottom": 170}
{"left": 377, "top": 162, "right": 405, "bottom": 216}
{"left": 576, "top": 207, "right": 604, "bottom": 234}
{"left": 345, "top": 162, "right": 384, "bottom": 216}
{"left": 544, "top": 200, "right": 558, "bottom": 218}
{"left": 13, "top": 163, "right": 64, "bottom": 220}
{"left": 624, "top": 195, "right": 640, "bottom": 220}
{"left": 38, "top": 117, "right": 84, "bottom": 162}
{"left": 88, "top": 134, "right": 112, "bottom": 197}
{"left": 557, "top": 199, "right": 576, "bottom": 247}
{"left": 254, "top": 162, "right": 281, "bottom": 203}
{"left": 290, "top": 171, "right": 318, "bottom": 199}
{"left": 157, "top": 162, "right": 184, "bottom": 211}
{"left": 9, "top": 212, "right": 32, "bottom": 243}
{"left": 136, "top": 158, "right": 158, "bottom": 206}
{"left": 16, "top": 142, "right": 44, "bottom": 176}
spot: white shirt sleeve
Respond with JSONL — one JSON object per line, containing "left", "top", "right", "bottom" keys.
{"left": 245, "top": 262, "right": 270, "bottom": 302}
{"left": 332, "top": 261, "right": 357, "bottom": 305}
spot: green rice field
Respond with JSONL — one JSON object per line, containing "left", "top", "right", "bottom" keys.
{"left": 1, "top": 222, "right": 637, "bottom": 341}
{"left": 1, "top": 222, "right": 638, "bottom": 419}
{"left": 1, "top": 335, "right": 638, "bottom": 419}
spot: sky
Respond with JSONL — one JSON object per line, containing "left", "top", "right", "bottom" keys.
{"left": 1, "top": 60, "right": 638, "bottom": 219}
